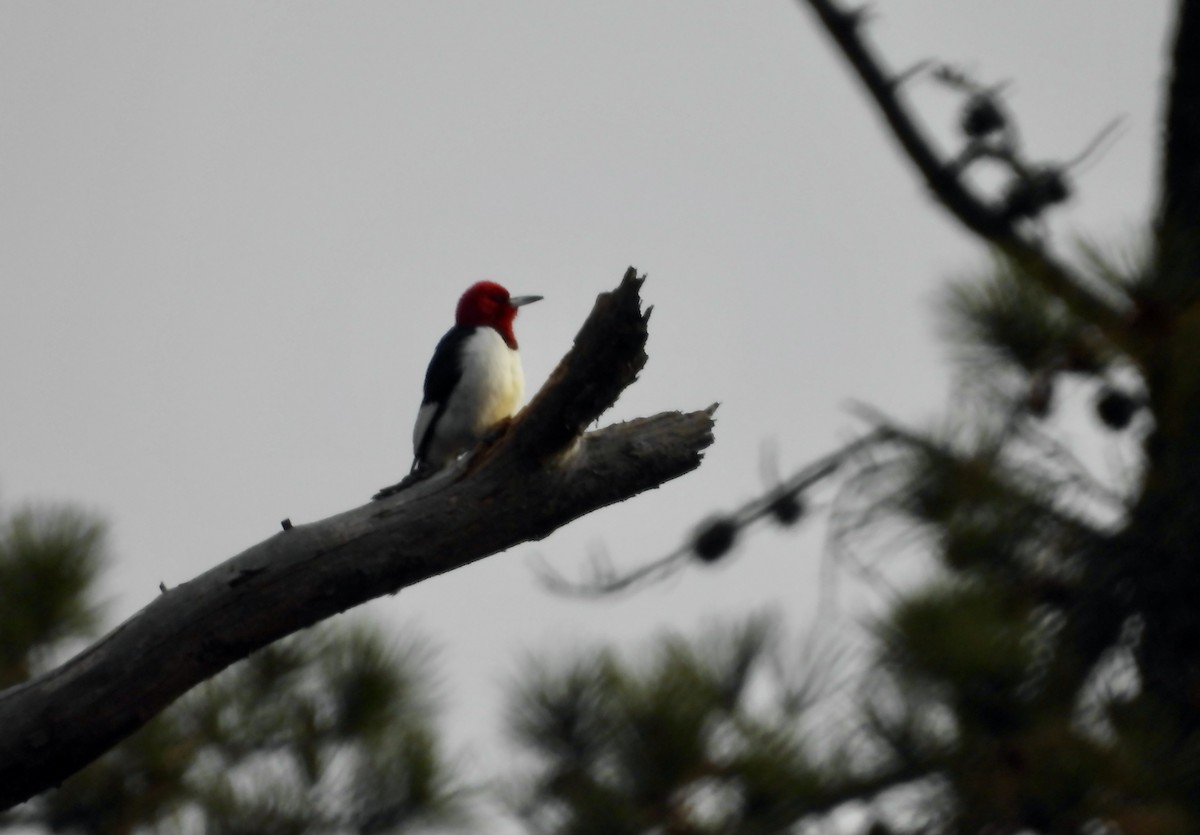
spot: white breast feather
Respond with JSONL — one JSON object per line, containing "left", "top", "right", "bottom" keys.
{"left": 414, "top": 328, "right": 524, "bottom": 467}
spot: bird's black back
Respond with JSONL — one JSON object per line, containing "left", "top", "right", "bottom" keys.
{"left": 412, "top": 324, "right": 475, "bottom": 466}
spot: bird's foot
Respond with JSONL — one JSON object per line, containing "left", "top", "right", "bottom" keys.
{"left": 372, "top": 468, "right": 432, "bottom": 500}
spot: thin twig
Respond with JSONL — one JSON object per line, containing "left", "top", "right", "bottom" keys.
{"left": 797, "top": 0, "right": 1130, "bottom": 344}
{"left": 536, "top": 431, "right": 889, "bottom": 597}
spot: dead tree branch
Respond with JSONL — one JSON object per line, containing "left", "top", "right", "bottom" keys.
{"left": 0, "top": 267, "right": 716, "bottom": 810}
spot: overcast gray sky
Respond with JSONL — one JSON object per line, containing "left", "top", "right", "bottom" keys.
{"left": 0, "top": 0, "right": 1173, "bottom": 821}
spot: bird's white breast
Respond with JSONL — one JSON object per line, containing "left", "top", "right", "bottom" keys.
{"left": 414, "top": 328, "right": 524, "bottom": 467}
{"left": 455, "top": 328, "right": 525, "bottom": 429}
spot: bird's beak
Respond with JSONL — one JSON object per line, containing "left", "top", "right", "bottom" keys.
{"left": 509, "top": 295, "right": 543, "bottom": 308}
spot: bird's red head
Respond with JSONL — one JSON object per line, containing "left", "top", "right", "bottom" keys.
{"left": 455, "top": 281, "right": 542, "bottom": 349}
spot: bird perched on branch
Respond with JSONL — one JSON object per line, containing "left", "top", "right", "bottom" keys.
{"left": 411, "top": 281, "right": 542, "bottom": 473}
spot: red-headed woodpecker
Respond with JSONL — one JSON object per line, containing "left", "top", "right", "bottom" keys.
{"left": 411, "top": 281, "right": 543, "bottom": 473}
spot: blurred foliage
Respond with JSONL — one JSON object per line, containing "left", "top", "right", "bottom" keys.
{"left": 509, "top": 230, "right": 1200, "bottom": 831}
{"left": 942, "top": 255, "right": 1107, "bottom": 381}
{"left": 508, "top": 617, "right": 915, "bottom": 834}
{"left": 508, "top": 78, "right": 1200, "bottom": 828}
{"left": 826, "top": 235, "right": 1200, "bottom": 830}
{"left": 0, "top": 505, "right": 107, "bottom": 687}
{"left": 0, "top": 503, "right": 464, "bottom": 835}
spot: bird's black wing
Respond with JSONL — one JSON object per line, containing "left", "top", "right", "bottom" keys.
{"left": 412, "top": 325, "right": 474, "bottom": 466}
{"left": 422, "top": 325, "right": 473, "bottom": 405}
